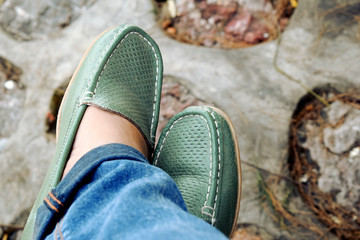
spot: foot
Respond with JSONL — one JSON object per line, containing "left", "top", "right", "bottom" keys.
{"left": 22, "top": 25, "right": 163, "bottom": 239}
{"left": 62, "top": 106, "right": 149, "bottom": 178}
{"left": 153, "top": 106, "right": 241, "bottom": 237}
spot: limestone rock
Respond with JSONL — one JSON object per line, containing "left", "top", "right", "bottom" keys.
{"left": 301, "top": 100, "right": 360, "bottom": 210}
{"left": 0, "top": 0, "right": 358, "bottom": 239}
{"left": 324, "top": 101, "right": 353, "bottom": 126}
{"left": 323, "top": 102, "right": 360, "bottom": 154}
{"left": 0, "top": 0, "right": 97, "bottom": 41}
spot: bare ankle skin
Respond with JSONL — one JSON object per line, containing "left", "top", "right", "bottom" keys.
{"left": 62, "top": 106, "right": 149, "bottom": 179}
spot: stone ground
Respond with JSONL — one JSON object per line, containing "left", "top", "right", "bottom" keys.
{"left": 0, "top": 0, "right": 359, "bottom": 239}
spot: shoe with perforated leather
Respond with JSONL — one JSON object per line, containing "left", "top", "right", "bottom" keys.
{"left": 22, "top": 24, "right": 163, "bottom": 239}
{"left": 153, "top": 106, "right": 242, "bottom": 237}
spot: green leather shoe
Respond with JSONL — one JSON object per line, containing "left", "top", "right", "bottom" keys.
{"left": 22, "top": 24, "right": 163, "bottom": 239}
{"left": 154, "top": 106, "right": 241, "bottom": 237}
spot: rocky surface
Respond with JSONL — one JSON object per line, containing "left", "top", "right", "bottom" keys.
{"left": 156, "top": 77, "right": 214, "bottom": 142}
{"left": 159, "top": 0, "right": 281, "bottom": 47}
{"left": 0, "top": 57, "right": 24, "bottom": 140}
{"left": 301, "top": 100, "right": 360, "bottom": 210}
{"left": 323, "top": 102, "right": 360, "bottom": 155}
{"left": 0, "top": 0, "right": 359, "bottom": 239}
{"left": 289, "top": 88, "right": 360, "bottom": 239}
{"left": 0, "top": 0, "right": 97, "bottom": 41}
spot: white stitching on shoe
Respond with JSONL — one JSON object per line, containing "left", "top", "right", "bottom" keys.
{"left": 201, "top": 107, "right": 221, "bottom": 226}
{"left": 202, "top": 112, "right": 215, "bottom": 225}
{"left": 80, "top": 30, "right": 160, "bottom": 144}
{"left": 153, "top": 112, "right": 218, "bottom": 225}
{"left": 79, "top": 26, "right": 126, "bottom": 104}
{"left": 57, "top": 26, "right": 128, "bottom": 185}
{"left": 154, "top": 115, "right": 190, "bottom": 165}
{"left": 54, "top": 27, "right": 160, "bottom": 218}
{"left": 154, "top": 114, "right": 209, "bottom": 165}
{"left": 80, "top": 91, "right": 94, "bottom": 102}
{"left": 127, "top": 32, "right": 159, "bottom": 143}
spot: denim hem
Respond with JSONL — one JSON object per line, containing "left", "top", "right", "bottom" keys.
{"left": 34, "top": 143, "right": 149, "bottom": 239}
{"left": 59, "top": 143, "right": 149, "bottom": 203}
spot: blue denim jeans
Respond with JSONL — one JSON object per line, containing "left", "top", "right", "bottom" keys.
{"left": 34, "top": 144, "right": 227, "bottom": 239}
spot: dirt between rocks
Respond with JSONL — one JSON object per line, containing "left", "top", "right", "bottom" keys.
{"left": 0, "top": 56, "right": 24, "bottom": 140}
{"left": 288, "top": 86, "right": 360, "bottom": 239}
{"left": 155, "top": 0, "right": 296, "bottom": 48}
{"left": 156, "top": 80, "right": 213, "bottom": 142}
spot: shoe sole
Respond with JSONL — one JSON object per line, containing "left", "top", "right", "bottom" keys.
{"left": 207, "top": 106, "right": 242, "bottom": 238}
{"left": 57, "top": 29, "right": 242, "bottom": 237}
{"left": 23, "top": 25, "right": 164, "bottom": 240}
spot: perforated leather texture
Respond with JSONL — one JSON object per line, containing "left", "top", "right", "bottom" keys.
{"left": 154, "top": 106, "right": 240, "bottom": 237}
{"left": 22, "top": 24, "right": 163, "bottom": 239}
{"left": 83, "top": 31, "right": 161, "bottom": 147}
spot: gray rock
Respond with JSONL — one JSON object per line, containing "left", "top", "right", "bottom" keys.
{"left": 325, "top": 101, "right": 352, "bottom": 125}
{"left": 191, "top": 0, "right": 273, "bottom": 12}
{"left": 0, "top": 60, "right": 24, "bottom": 138}
{"left": 301, "top": 101, "right": 360, "bottom": 211}
{"left": 323, "top": 104, "right": 360, "bottom": 154}
{"left": 0, "top": 0, "right": 97, "bottom": 41}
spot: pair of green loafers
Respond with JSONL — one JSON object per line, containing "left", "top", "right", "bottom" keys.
{"left": 22, "top": 24, "right": 241, "bottom": 239}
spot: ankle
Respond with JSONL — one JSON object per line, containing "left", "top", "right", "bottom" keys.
{"left": 62, "top": 106, "right": 149, "bottom": 179}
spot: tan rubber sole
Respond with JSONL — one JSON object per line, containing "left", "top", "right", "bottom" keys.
{"left": 207, "top": 106, "right": 242, "bottom": 238}
{"left": 55, "top": 27, "right": 241, "bottom": 237}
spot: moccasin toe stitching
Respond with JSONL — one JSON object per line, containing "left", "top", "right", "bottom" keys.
{"left": 23, "top": 24, "right": 163, "bottom": 239}
{"left": 154, "top": 106, "right": 241, "bottom": 237}
{"left": 80, "top": 30, "right": 161, "bottom": 148}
